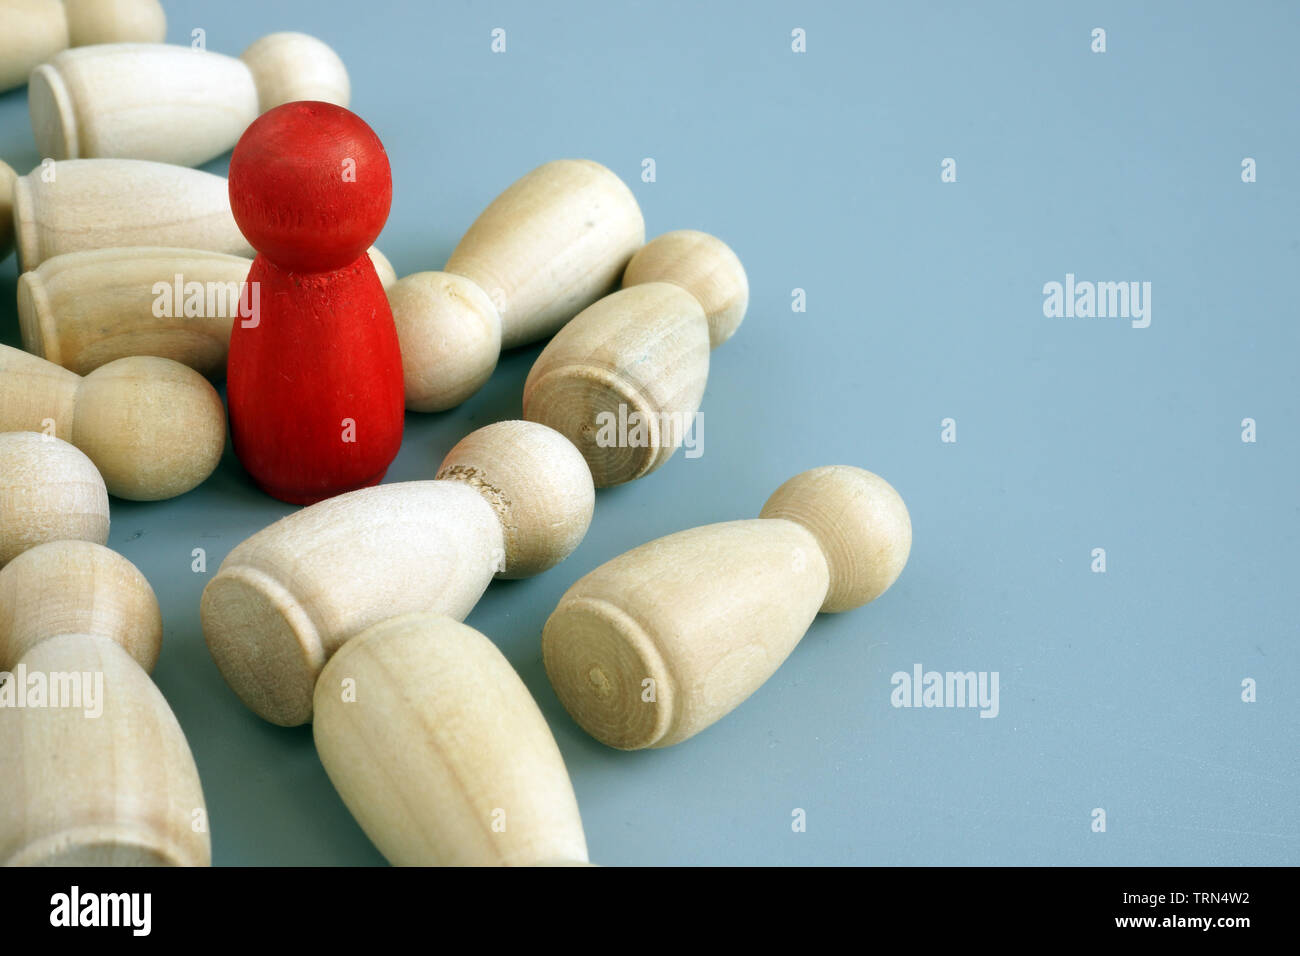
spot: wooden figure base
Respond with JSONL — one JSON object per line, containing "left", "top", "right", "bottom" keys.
{"left": 226, "top": 254, "right": 404, "bottom": 505}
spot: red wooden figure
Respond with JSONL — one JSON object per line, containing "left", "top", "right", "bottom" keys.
{"left": 226, "top": 101, "right": 404, "bottom": 505}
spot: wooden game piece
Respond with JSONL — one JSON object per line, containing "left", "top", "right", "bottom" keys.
{"left": 201, "top": 420, "right": 594, "bottom": 726}
{"left": 446, "top": 159, "right": 645, "bottom": 349}
{"left": 30, "top": 32, "right": 349, "bottom": 166}
{"left": 0, "top": 0, "right": 165, "bottom": 92}
{"left": 542, "top": 466, "right": 912, "bottom": 749}
{"left": 0, "top": 432, "right": 108, "bottom": 568}
{"left": 314, "top": 613, "right": 589, "bottom": 866}
{"left": 0, "top": 158, "right": 14, "bottom": 259}
{"left": 0, "top": 540, "right": 208, "bottom": 866}
{"left": 18, "top": 247, "right": 252, "bottom": 379}
{"left": 225, "top": 101, "right": 403, "bottom": 504}
{"left": 523, "top": 230, "right": 747, "bottom": 486}
{"left": 17, "top": 245, "right": 398, "bottom": 379}
{"left": 0, "top": 344, "right": 225, "bottom": 500}
{"left": 240, "top": 32, "right": 350, "bottom": 110}
{"left": 0, "top": 538, "right": 160, "bottom": 670}
{"left": 437, "top": 418, "right": 595, "bottom": 577}
{"left": 12, "top": 158, "right": 253, "bottom": 272}
{"left": 622, "top": 229, "right": 749, "bottom": 347}
{"left": 389, "top": 271, "right": 501, "bottom": 412}
{"left": 391, "top": 160, "right": 643, "bottom": 412}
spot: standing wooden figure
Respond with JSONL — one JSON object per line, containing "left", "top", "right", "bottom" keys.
{"left": 226, "top": 101, "right": 403, "bottom": 504}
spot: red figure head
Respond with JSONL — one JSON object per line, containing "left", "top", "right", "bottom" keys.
{"left": 229, "top": 101, "right": 392, "bottom": 273}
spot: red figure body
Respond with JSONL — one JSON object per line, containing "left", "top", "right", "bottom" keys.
{"left": 226, "top": 101, "right": 404, "bottom": 504}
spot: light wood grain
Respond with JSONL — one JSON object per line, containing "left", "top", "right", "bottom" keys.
{"left": 30, "top": 44, "right": 258, "bottom": 165}
{"left": 0, "top": 0, "right": 165, "bottom": 92}
{"left": 392, "top": 160, "right": 643, "bottom": 412}
{"left": 28, "top": 32, "right": 348, "bottom": 166}
{"left": 315, "top": 613, "right": 589, "bottom": 866}
{"left": 0, "top": 636, "right": 209, "bottom": 865}
{"left": 239, "top": 32, "right": 349, "bottom": 112}
{"left": 0, "top": 540, "right": 207, "bottom": 867}
{"left": 202, "top": 480, "right": 503, "bottom": 727}
{"left": 12, "top": 158, "right": 253, "bottom": 272}
{"left": 760, "top": 466, "right": 913, "bottom": 613}
{"left": 543, "top": 466, "right": 911, "bottom": 749}
{"left": 523, "top": 282, "right": 709, "bottom": 486}
{"left": 62, "top": 0, "right": 165, "bottom": 48}
{"left": 623, "top": 229, "right": 749, "bottom": 347}
{"left": 445, "top": 159, "right": 644, "bottom": 349}
{"left": 522, "top": 230, "right": 747, "bottom": 487}
{"left": 18, "top": 247, "right": 252, "bottom": 378}
{"left": 390, "top": 271, "right": 501, "bottom": 412}
{"left": 0, "top": 539, "right": 160, "bottom": 672}
{"left": 202, "top": 421, "right": 593, "bottom": 726}
{"left": 0, "top": 344, "right": 226, "bottom": 500}
{"left": 0, "top": 0, "right": 68, "bottom": 91}
{"left": 17, "top": 245, "right": 397, "bottom": 379}
{"left": 0, "top": 432, "right": 108, "bottom": 568}
{"left": 435, "top": 420, "right": 594, "bottom": 578}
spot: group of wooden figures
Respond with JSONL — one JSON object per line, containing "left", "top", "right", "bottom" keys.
{"left": 0, "top": 0, "right": 911, "bottom": 865}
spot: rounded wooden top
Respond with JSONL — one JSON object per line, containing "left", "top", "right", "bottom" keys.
{"left": 72, "top": 356, "right": 226, "bottom": 500}
{"left": 0, "top": 432, "right": 109, "bottom": 568}
{"left": 623, "top": 230, "right": 748, "bottom": 348}
{"left": 390, "top": 271, "right": 502, "bottom": 412}
{"left": 0, "top": 540, "right": 162, "bottom": 673}
{"left": 239, "top": 32, "right": 350, "bottom": 113}
{"left": 760, "top": 466, "right": 911, "bottom": 613}
{"left": 436, "top": 421, "right": 594, "bottom": 578}
{"left": 228, "top": 101, "right": 389, "bottom": 272}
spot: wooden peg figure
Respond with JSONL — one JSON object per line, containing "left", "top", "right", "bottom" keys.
{"left": 226, "top": 101, "right": 404, "bottom": 504}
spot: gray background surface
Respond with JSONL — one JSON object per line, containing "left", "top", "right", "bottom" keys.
{"left": 1, "top": 0, "right": 1296, "bottom": 865}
